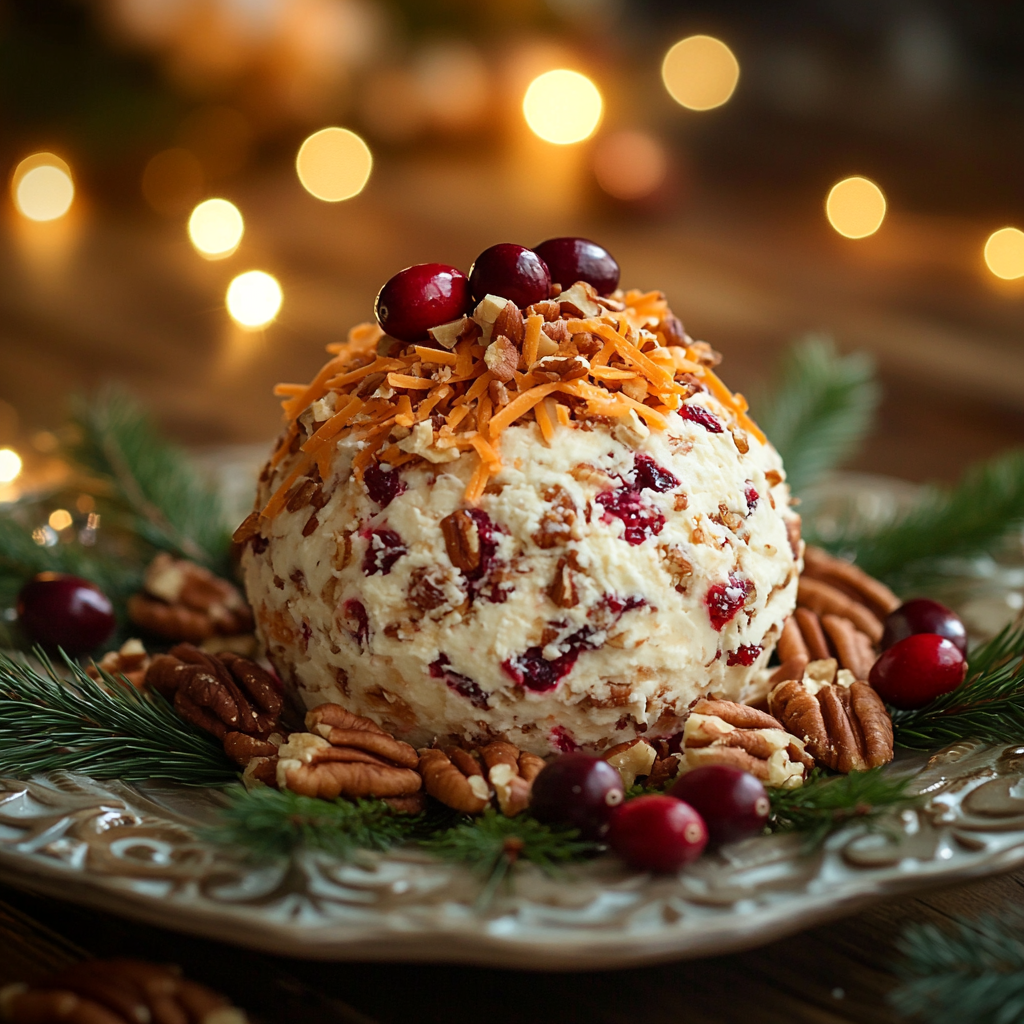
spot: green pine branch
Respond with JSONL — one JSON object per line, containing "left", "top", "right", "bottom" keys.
{"left": 769, "top": 768, "right": 915, "bottom": 848}
{"left": 68, "top": 387, "right": 232, "bottom": 574}
{"left": 0, "top": 650, "right": 236, "bottom": 785}
{"left": 755, "top": 335, "right": 880, "bottom": 497}
{"left": 823, "top": 449, "right": 1024, "bottom": 592}
{"left": 891, "top": 620, "right": 1024, "bottom": 749}
{"left": 890, "top": 911, "right": 1024, "bottom": 1024}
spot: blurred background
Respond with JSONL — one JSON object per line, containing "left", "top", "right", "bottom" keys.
{"left": 1, "top": 0, "right": 1023, "bottom": 503}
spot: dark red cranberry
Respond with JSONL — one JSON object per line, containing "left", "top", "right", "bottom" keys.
{"left": 430, "top": 655, "right": 489, "bottom": 709}
{"left": 363, "top": 464, "right": 406, "bottom": 508}
{"left": 530, "top": 753, "right": 625, "bottom": 839}
{"left": 342, "top": 599, "right": 369, "bottom": 645}
{"left": 16, "top": 573, "right": 115, "bottom": 655}
{"left": 374, "top": 264, "right": 472, "bottom": 342}
{"left": 744, "top": 483, "right": 759, "bottom": 512}
{"left": 608, "top": 795, "right": 708, "bottom": 871}
{"left": 633, "top": 453, "right": 679, "bottom": 494}
{"left": 461, "top": 509, "right": 498, "bottom": 582}
{"left": 533, "top": 237, "right": 620, "bottom": 295}
{"left": 671, "top": 766, "right": 770, "bottom": 845}
{"left": 705, "top": 576, "right": 753, "bottom": 631}
{"left": 502, "top": 646, "right": 580, "bottom": 692}
{"left": 882, "top": 598, "right": 967, "bottom": 656}
{"left": 869, "top": 633, "right": 966, "bottom": 710}
{"left": 596, "top": 489, "right": 666, "bottom": 545}
{"left": 726, "top": 644, "right": 762, "bottom": 667}
{"left": 361, "top": 529, "right": 406, "bottom": 576}
{"left": 680, "top": 403, "right": 724, "bottom": 433}
{"left": 550, "top": 725, "right": 579, "bottom": 753}
{"left": 468, "top": 244, "right": 550, "bottom": 307}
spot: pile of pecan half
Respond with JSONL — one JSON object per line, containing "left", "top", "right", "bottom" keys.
{"left": 128, "top": 553, "right": 253, "bottom": 645}
{"left": 0, "top": 958, "right": 247, "bottom": 1024}
{"left": 419, "top": 741, "right": 546, "bottom": 816}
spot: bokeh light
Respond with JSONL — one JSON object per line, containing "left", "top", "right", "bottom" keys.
{"left": 593, "top": 131, "right": 668, "bottom": 200}
{"left": 48, "top": 509, "right": 73, "bottom": 532}
{"left": 826, "top": 176, "right": 887, "bottom": 238}
{"left": 0, "top": 448, "right": 22, "bottom": 485}
{"left": 226, "top": 271, "right": 282, "bottom": 329}
{"left": 296, "top": 127, "right": 373, "bottom": 202}
{"left": 522, "top": 69, "right": 603, "bottom": 144}
{"left": 11, "top": 154, "right": 74, "bottom": 222}
{"left": 662, "top": 36, "right": 740, "bottom": 111}
{"left": 984, "top": 227, "right": 1024, "bottom": 280}
{"left": 188, "top": 198, "right": 244, "bottom": 259}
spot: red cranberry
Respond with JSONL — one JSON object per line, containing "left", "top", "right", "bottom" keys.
{"left": 608, "top": 795, "right": 708, "bottom": 872}
{"left": 726, "top": 644, "right": 762, "bottom": 667}
{"left": 468, "top": 244, "right": 550, "bottom": 307}
{"left": 374, "top": 264, "right": 472, "bottom": 342}
{"left": 530, "top": 753, "right": 625, "bottom": 839}
{"left": 533, "top": 237, "right": 620, "bottom": 295}
{"left": 632, "top": 453, "right": 678, "bottom": 493}
{"left": 869, "top": 633, "right": 966, "bottom": 710}
{"left": 430, "top": 655, "right": 490, "bottom": 709}
{"left": 17, "top": 573, "right": 115, "bottom": 655}
{"left": 671, "top": 766, "right": 770, "bottom": 844}
{"left": 705, "top": 575, "right": 753, "bottom": 631}
{"left": 744, "top": 483, "right": 759, "bottom": 511}
{"left": 549, "top": 725, "right": 579, "bottom": 753}
{"left": 882, "top": 598, "right": 967, "bottom": 656}
{"left": 363, "top": 463, "right": 405, "bottom": 508}
{"left": 680, "top": 404, "right": 724, "bottom": 433}
{"left": 596, "top": 489, "right": 666, "bottom": 545}
{"left": 502, "top": 645, "right": 581, "bottom": 692}
{"left": 361, "top": 528, "right": 406, "bottom": 576}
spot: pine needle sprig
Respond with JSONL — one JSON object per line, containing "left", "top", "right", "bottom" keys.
{"left": 755, "top": 335, "right": 880, "bottom": 497}
{"left": 891, "top": 620, "right": 1024, "bottom": 749}
{"left": 0, "top": 650, "right": 236, "bottom": 785}
{"left": 890, "top": 911, "right": 1024, "bottom": 1024}
{"left": 68, "top": 387, "right": 232, "bottom": 574}
{"left": 769, "top": 768, "right": 915, "bottom": 848}
{"left": 826, "top": 449, "right": 1024, "bottom": 592}
{"left": 202, "top": 786, "right": 421, "bottom": 862}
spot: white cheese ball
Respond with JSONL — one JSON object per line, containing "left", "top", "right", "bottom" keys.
{"left": 242, "top": 390, "right": 801, "bottom": 755}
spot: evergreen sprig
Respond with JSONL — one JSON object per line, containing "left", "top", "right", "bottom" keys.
{"left": 891, "top": 620, "right": 1024, "bottom": 749}
{"left": 890, "top": 911, "right": 1024, "bottom": 1024}
{"left": 203, "top": 786, "right": 421, "bottom": 861}
{"left": 68, "top": 387, "right": 232, "bottom": 574}
{"left": 769, "top": 768, "right": 915, "bottom": 848}
{"left": 828, "top": 448, "right": 1024, "bottom": 591}
{"left": 755, "top": 335, "right": 880, "bottom": 497}
{"left": 0, "top": 650, "right": 236, "bottom": 785}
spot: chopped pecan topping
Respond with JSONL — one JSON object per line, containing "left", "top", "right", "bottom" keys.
{"left": 408, "top": 567, "right": 448, "bottom": 611}
{"left": 145, "top": 643, "right": 283, "bottom": 741}
{"left": 657, "top": 314, "right": 689, "bottom": 347}
{"left": 532, "top": 485, "right": 578, "bottom": 549}
{"left": 86, "top": 639, "right": 150, "bottom": 689}
{"left": 418, "top": 746, "right": 491, "bottom": 813}
{"left": 769, "top": 659, "right": 894, "bottom": 773}
{"left": 0, "top": 958, "right": 246, "bottom": 1024}
{"left": 492, "top": 300, "right": 525, "bottom": 346}
{"left": 232, "top": 510, "right": 263, "bottom": 546}
{"left": 479, "top": 740, "right": 545, "bottom": 816}
{"left": 488, "top": 378, "right": 510, "bottom": 407}
{"left": 541, "top": 319, "right": 571, "bottom": 344}
{"left": 604, "top": 738, "right": 657, "bottom": 788}
{"left": 276, "top": 704, "right": 422, "bottom": 799}
{"left": 127, "top": 553, "right": 252, "bottom": 643}
{"left": 570, "top": 463, "right": 617, "bottom": 491}
{"left": 484, "top": 335, "right": 519, "bottom": 382}
{"left": 547, "top": 557, "right": 578, "bottom": 608}
{"left": 440, "top": 509, "right": 481, "bottom": 573}
{"left": 533, "top": 354, "right": 590, "bottom": 381}
{"left": 659, "top": 545, "right": 694, "bottom": 593}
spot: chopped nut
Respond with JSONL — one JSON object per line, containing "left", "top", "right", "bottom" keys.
{"left": 86, "top": 639, "right": 150, "bottom": 689}
{"left": 541, "top": 319, "right": 570, "bottom": 344}
{"left": 556, "top": 281, "right": 603, "bottom": 317}
{"left": 731, "top": 429, "right": 749, "bottom": 454}
{"left": 484, "top": 335, "right": 519, "bottom": 382}
{"left": 604, "top": 738, "right": 657, "bottom": 788}
{"left": 397, "top": 421, "right": 460, "bottom": 464}
{"left": 673, "top": 492, "right": 689, "bottom": 511}
{"left": 532, "top": 486, "right": 578, "bottom": 549}
{"left": 620, "top": 377, "right": 648, "bottom": 402}
{"left": 687, "top": 340, "right": 722, "bottom": 366}
{"left": 488, "top": 379, "right": 510, "bottom": 407}
{"left": 659, "top": 546, "right": 694, "bottom": 593}
{"left": 440, "top": 509, "right": 481, "bottom": 572}
{"left": 408, "top": 567, "right": 448, "bottom": 611}
{"left": 492, "top": 300, "right": 525, "bottom": 345}
{"left": 547, "top": 557, "right": 578, "bottom": 608}
{"left": 612, "top": 409, "right": 650, "bottom": 447}
{"left": 570, "top": 463, "right": 617, "bottom": 491}
{"left": 480, "top": 741, "right": 545, "bottom": 816}
{"left": 427, "top": 316, "right": 474, "bottom": 350}
{"left": 658, "top": 314, "right": 690, "bottom": 347}
{"left": 534, "top": 354, "right": 589, "bottom": 381}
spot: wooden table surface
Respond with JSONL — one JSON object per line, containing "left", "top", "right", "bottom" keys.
{"left": 1, "top": 156, "right": 1022, "bottom": 1021}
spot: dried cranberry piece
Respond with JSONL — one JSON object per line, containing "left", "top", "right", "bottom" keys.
{"left": 744, "top": 483, "right": 759, "bottom": 512}
{"left": 361, "top": 529, "right": 407, "bottom": 576}
{"left": 633, "top": 453, "right": 679, "bottom": 494}
{"left": 726, "top": 643, "right": 762, "bottom": 667}
{"left": 705, "top": 575, "right": 753, "bottom": 631}
{"left": 600, "top": 594, "right": 645, "bottom": 617}
{"left": 502, "top": 647, "right": 581, "bottom": 692}
{"left": 463, "top": 509, "right": 499, "bottom": 581}
{"left": 430, "top": 655, "right": 490, "bottom": 709}
{"left": 364, "top": 464, "right": 406, "bottom": 508}
{"left": 342, "top": 599, "right": 369, "bottom": 644}
{"left": 549, "top": 725, "right": 580, "bottom": 753}
{"left": 596, "top": 489, "right": 666, "bottom": 545}
{"left": 680, "top": 403, "right": 724, "bottom": 433}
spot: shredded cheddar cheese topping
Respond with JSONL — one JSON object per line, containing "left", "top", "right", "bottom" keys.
{"left": 260, "top": 285, "right": 766, "bottom": 520}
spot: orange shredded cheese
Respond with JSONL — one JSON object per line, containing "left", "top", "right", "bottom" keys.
{"left": 534, "top": 396, "right": 556, "bottom": 445}
{"left": 555, "top": 402, "right": 572, "bottom": 428}
{"left": 522, "top": 314, "right": 543, "bottom": 368}
{"left": 415, "top": 345, "right": 458, "bottom": 365}
{"left": 487, "top": 382, "right": 561, "bottom": 439}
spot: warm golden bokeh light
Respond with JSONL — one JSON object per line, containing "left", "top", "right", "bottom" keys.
{"left": 0, "top": 448, "right": 22, "bottom": 485}
{"left": 226, "top": 271, "right": 282, "bottom": 329}
{"left": 826, "top": 176, "right": 887, "bottom": 238}
{"left": 48, "top": 509, "right": 73, "bottom": 532}
{"left": 984, "top": 227, "right": 1024, "bottom": 281}
{"left": 662, "top": 36, "right": 740, "bottom": 111}
{"left": 522, "top": 69, "right": 603, "bottom": 145}
{"left": 12, "top": 154, "right": 74, "bottom": 222}
{"left": 593, "top": 130, "right": 668, "bottom": 200}
{"left": 296, "top": 127, "right": 373, "bottom": 202}
{"left": 188, "top": 198, "right": 244, "bottom": 259}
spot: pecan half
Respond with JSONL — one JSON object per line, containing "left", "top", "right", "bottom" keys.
{"left": 769, "top": 660, "right": 894, "bottom": 773}
{"left": 479, "top": 740, "right": 545, "bottom": 816}
{"left": 484, "top": 335, "right": 519, "bottom": 382}
{"left": 276, "top": 704, "right": 422, "bottom": 799}
{"left": 418, "top": 746, "right": 491, "bottom": 813}
{"left": 802, "top": 545, "right": 900, "bottom": 619}
{"left": 440, "top": 509, "right": 481, "bottom": 573}
{"left": 797, "top": 576, "right": 883, "bottom": 643}
{"left": 0, "top": 958, "right": 246, "bottom": 1024}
